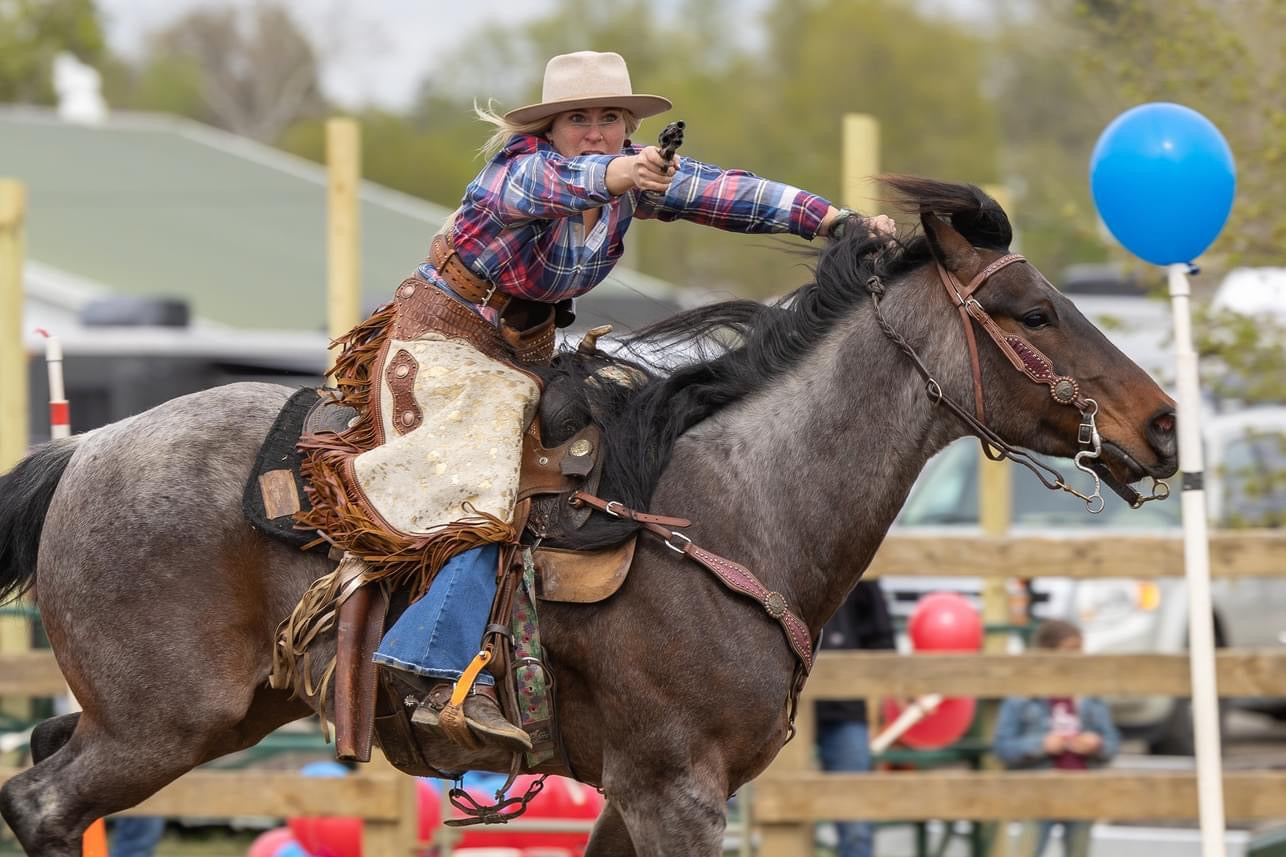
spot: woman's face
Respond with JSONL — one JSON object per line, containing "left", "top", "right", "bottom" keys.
{"left": 546, "top": 106, "right": 628, "bottom": 157}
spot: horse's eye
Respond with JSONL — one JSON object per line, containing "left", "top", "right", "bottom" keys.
{"left": 1022, "top": 310, "right": 1051, "bottom": 329}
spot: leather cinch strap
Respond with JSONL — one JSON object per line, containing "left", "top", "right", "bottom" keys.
{"left": 571, "top": 492, "right": 815, "bottom": 674}
{"left": 569, "top": 491, "right": 692, "bottom": 528}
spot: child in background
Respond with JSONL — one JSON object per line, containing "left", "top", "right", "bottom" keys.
{"left": 992, "top": 619, "right": 1120, "bottom": 857}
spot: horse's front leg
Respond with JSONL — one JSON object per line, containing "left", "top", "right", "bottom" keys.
{"left": 584, "top": 801, "right": 636, "bottom": 857}
{"left": 595, "top": 757, "right": 729, "bottom": 857}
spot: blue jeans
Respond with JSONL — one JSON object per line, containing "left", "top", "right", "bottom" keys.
{"left": 1017, "top": 819, "right": 1091, "bottom": 857}
{"left": 817, "top": 719, "right": 873, "bottom": 857}
{"left": 373, "top": 545, "right": 497, "bottom": 686}
{"left": 109, "top": 816, "right": 165, "bottom": 857}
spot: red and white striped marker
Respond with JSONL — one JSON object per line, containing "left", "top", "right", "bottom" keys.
{"left": 34, "top": 328, "right": 71, "bottom": 439}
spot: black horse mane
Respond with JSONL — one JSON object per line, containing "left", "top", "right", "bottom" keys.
{"left": 538, "top": 176, "right": 1012, "bottom": 548}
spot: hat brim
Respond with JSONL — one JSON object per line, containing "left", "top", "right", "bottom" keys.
{"left": 503, "top": 94, "right": 672, "bottom": 125}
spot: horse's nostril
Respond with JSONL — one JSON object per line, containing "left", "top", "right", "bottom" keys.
{"left": 1152, "top": 412, "right": 1176, "bottom": 436}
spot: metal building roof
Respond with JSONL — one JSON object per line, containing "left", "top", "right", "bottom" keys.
{"left": 1, "top": 106, "right": 682, "bottom": 352}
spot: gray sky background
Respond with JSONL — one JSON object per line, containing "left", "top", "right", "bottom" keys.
{"left": 95, "top": 0, "right": 983, "bottom": 111}
{"left": 96, "top": 0, "right": 559, "bottom": 109}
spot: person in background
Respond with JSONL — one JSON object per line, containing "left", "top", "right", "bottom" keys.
{"left": 816, "top": 579, "right": 896, "bottom": 857}
{"left": 992, "top": 619, "right": 1120, "bottom": 857}
{"left": 109, "top": 816, "right": 164, "bottom": 857}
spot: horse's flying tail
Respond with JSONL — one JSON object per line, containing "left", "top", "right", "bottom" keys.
{"left": 0, "top": 439, "right": 78, "bottom": 604}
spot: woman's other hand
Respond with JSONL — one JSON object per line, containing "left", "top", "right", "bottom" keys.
{"left": 864, "top": 214, "right": 897, "bottom": 241}
{"left": 820, "top": 208, "right": 897, "bottom": 242}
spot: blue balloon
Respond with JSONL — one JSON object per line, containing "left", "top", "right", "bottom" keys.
{"left": 1090, "top": 102, "right": 1236, "bottom": 265}
{"left": 272, "top": 843, "right": 312, "bottom": 857}
{"left": 299, "top": 760, "right": 350, "bottom": 778}
{"left": 462, "top": 771, "right": 508, "bottom": 794}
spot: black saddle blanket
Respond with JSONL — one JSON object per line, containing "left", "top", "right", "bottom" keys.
{"left": 242, "top": 387, "right": 356, "bottom": 551}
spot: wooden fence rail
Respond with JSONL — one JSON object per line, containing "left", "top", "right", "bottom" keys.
{"left": 0, "top": 766, "right": 420, "bottom": 854}
{"left": 865, "top": 530, "right": 1285, "bottom": 578}
{"left": 18, "top": 648, "right": 1286, "bottom": 701}
{"left": 3, "top": 530, "right": 1284, "bottom": 855}
{"left": 755, "top": 528, "right": 1286, "bottom": 855}
{"left": 753, "top": 770, "right": 1286, "bottom": 822}
{"left": 808, "top": 649, "right": 1286, "bottom": 697}
{"left": 0, "top": 650, "right": 68, "bottom": 696}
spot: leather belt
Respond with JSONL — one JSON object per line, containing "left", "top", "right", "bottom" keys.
{"left": 429, "top": 233, "right": 510, "bottom": 312}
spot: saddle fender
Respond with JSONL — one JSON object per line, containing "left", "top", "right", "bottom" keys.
{"left": 534, "top": 536, "right": 636, "bottom": 603}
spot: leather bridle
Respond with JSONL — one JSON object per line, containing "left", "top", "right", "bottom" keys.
{"left": 864, "top": 245, "right": 1168, "bottom": 513}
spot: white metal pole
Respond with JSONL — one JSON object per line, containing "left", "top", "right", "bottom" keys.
{"left": 36, "top": 328, "right": 71, "bottom": 439}
{"left": 1168, "top": 262, "right": 1227, "bottom": 857}
{"left": 869, "top": 693, "right": 943, "bottom": 754}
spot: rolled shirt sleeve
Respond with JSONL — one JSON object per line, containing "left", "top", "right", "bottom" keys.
{"left": 631, "top": 151, "right": 832, "bottom": 239}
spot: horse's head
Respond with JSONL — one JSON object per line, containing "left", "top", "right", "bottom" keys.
{"left": 881, "top": 177, "right": 1178, "bottom": 504}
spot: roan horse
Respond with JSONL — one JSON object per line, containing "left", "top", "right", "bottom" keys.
{"left": 0, "top": 178, "right": 1176, "bottom": 856}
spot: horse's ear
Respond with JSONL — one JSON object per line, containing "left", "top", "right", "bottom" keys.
{"left": 921, "top": 211, "right": 980, "bottom": 276}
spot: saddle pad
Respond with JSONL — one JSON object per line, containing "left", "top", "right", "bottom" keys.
{"left": 242, "top": 387, "right": 356, "bottom": 551}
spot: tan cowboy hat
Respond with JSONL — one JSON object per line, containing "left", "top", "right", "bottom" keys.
{"left": 504, "top": 51, "right": 672, "bottom": 124}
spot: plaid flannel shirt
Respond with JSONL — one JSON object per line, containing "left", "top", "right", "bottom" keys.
{"left": 417, "top": 134, "right": 832, "bottom": 304}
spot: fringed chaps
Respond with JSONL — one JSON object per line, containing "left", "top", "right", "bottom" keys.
{"left": 270, "top": 280, "right": 541, "bottom": 706}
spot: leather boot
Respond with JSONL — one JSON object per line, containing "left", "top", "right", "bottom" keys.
{"left": 412, "top": 681, "right": 533, "bottom": 753}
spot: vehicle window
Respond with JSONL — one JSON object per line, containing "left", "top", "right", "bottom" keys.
{"left": 898, "top": 439, "right": 1182, "bottom": 530}
{"left": 897, "top": 441, "right": 978, "bottom": 525}
{"left": 1218, "top": 430, "right": 1286, "bottom": 527}
{"left": 1011, "top": 462, "right": 1178, "bottom": 529}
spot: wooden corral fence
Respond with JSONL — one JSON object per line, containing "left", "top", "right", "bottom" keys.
{"left": 3, "top": 530, "right": 1284, "bottom": 856}
{"left": 754, "top": 529, "right": 1286, "bottom": 855}
{"left": 0, "top": 624, "right": 422, "bottom": 854}
{"left": 0, "top": 762, "right": 420, "bottom": 854}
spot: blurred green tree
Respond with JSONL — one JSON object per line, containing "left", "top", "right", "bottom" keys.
{"left": 1072, "top": 0, "right": 1284, "bottom": 267}
{"left": 0, "top": 0, "right": 104, "bottom": 104}
{"left": 1067, "top": 0, "right": 1284, "bottom": 411}
{"left": 367, "top": 0, "right": 1002, "bottom": 298}
{"left": 109, "top": 4, "right": 327, "bottom": 141}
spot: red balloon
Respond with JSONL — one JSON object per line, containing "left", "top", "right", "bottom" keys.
{"left": 287, "top": 815, "right": 361, "bottom": 857}
{"left": 416, "top": 778, "right": 440, "bottom": 843}
{"left": 881, "top": 696, "right": 977, "bottom": 749}
{"left": 246, "top": 827, "right": 302, "bottom": 857}
{"left": 908, "top": 592, "right": 983, "bottom": 651}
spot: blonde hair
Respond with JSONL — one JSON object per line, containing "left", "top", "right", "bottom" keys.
{"left": 474, "top": 99, "right": 642, "bottom": 160}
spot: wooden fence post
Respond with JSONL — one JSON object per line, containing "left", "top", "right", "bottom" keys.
{"left": 360, "top": 752, "right": 420, "bottom": 855}
{"left": 0, "top": 179, "right": 31, "bottom": 725}
{"left": 756, "top": 701, "right": 817, "bottom": 856}
{"left": 979, "top": 183, "right": 1015, "bottom": 857}
{"left": 326, "top": 118, "right": 362, "bottom": 375}
{"left": 978, "top": 188, "right": 1015, "bottom": 616}
{"left": 842, "top": 114, "right": 881, "bottom": 216}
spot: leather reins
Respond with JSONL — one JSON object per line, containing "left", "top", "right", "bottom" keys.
{"left": 865, "top": 247, "right": 1168, "bottom": 513}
